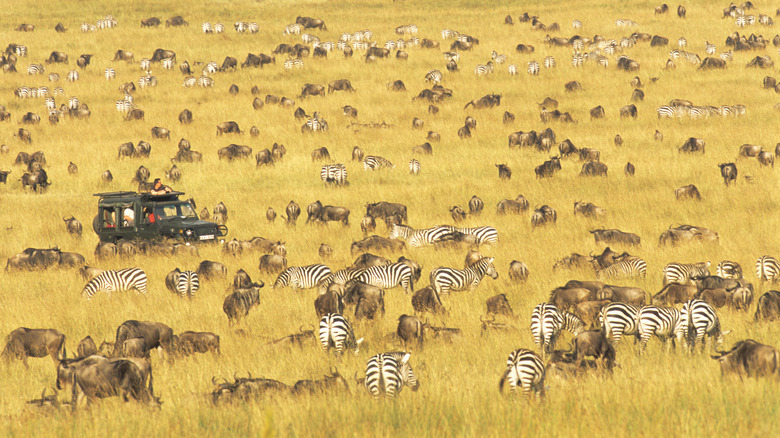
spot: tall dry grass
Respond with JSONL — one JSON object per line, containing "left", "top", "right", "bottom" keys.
{"left": 1, "top": 0, "right": 780, "bottom": 436}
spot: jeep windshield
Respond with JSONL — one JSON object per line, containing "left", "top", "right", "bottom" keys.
{"left": 154, "top": 202, "right": 198, "bottom": 220}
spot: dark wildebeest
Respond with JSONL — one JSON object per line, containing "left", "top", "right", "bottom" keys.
{"left": 0, "top": 170, "right": 10, "bottom": 184}
{"left": 141, "top": 17, "right": 161, "bottom": 27}
{"left": 351, "top": 235, "right": 406, "bottom": 256}
{"left": 486, "top": 294, "right": 514, "bottom": 318}
{"left": 738, "top": 144, "right": 762, "bottom": 158}
{"left": 2, "top": 328, "right": 65, "bottom": 366}
{"left": 679, "top": 137, "right": 705, "bottom": 154}
{"left": 313, "top": 205, "right": 350, "bottom": 226}
{"left": 496, "top": 195, "right": 529, "bottom": 215}
{"left": 675, "top": 184, "right": 702, "bottom": 200}
{"left": 535, "top": 157, "right": 562, "bottom": 178}
{"left": 397, "top": 315, "right": 424, "bottom": 348}
{"left": 123, "top": 338, "right": 149, "bottom": 359}
{"left": 571, "top": 331, "right": 616, "bottom": 370}
{"left": 599, "top": 285, "right": 647, "bottom": 305}
{"left": 258, "top": 255, "right": 287, "bottom": 274}
{"left": 113, "top": 321, "right": 173, "bottom": 359}
{"left": 699, "top": 57, "right": 726, "bottom": 70}
{"left": 531, "top": 205, "right": 557, "bottom": 227}
{"left": 221, "top": 57, "right": 238, "bottom": 72}
{"left": 311, "top": 147, "right": 330, "bottom": 161}
{"left": 355, "top": 292, "right": 386, "bottom": 320}
{"left": 292, "top": 370, "right": 350, "bottom": 395}
{"left": 719, "top": 163, "right": 737, "bottom": 186}
{"left": 360, "top": 215, "right": 376, "bottom": 236}
{"left": 178, "top": 109, "right": 193, "bottom": 124}
{"left": 329, "top": 79, "right": 355, "bottom": 93}
{"left": 559, "top": 139, "right": 579, "bottom": 157}
{"left": 496, "top": 164, "right": 512, "bottom": 180}
{"left": 411, "top": 286, "right": 447, "bottom": 315}
{"left": 351, "top": 253, "right": 391, "bottom": 270}
{"left": 286, "top": 201, "right": 301, "bottom": 225}
{"left": 412, "top": 142, "right": 433, "bottom": 155}
{"left": 758, "top": 151, "right": 775, "bottom": 167}
{"left": 69, "top": 358, "right": 158, "bottom": 409}
{"left": 650, "top": 35, "right": 669, "bottom": 46}
{"left": 590, "top": 229, "right": 640, "bottom": 246}
{"left": 319, "top": 243, "right": 333, "bottom": 259}
{"left": 113, "top": 50, "right": 134, "bottom": 61}
{"left": 63, "top": 216, "right": 83, "bottom": 237}
{"left": 223, "top": 286, "right": 262, "bottom": 325}
{"left": 165, "top": 16, "right": 188, "bottom": 27}
{"left": 21, "top": 112, "right": 41, "bottom": 124}
{"left": 653, "top": 283, "right": 698, "bottom": 305}
{"left": 464, "top": 93, "right": 502, "bottom": 109}
{"left": 76, "top": 336, "right": 98, "bottom": 358}
{"left": 174, "top": 332, "right": 220, "bottom": 356}
{"left": 216, "top": 121, "right": 241, "bottom": 135}
{"left": 754, "top": 290, "right": 780, "bottom": 321}
{"left": 711, "top": 339, "right": 780, "bottom": 378}
{"left": 46, "top": 51, "right": 68, "bottom": 64}
{"left": 549, "top": 287, "right": 592, "bottom": 312}
{"left": 365, "top": 202, "right": 408, "bottom": 224}
{"left": 196, "top": 260, "right": 228, "bottom": 280}
{"left": 315, "top": 285, "right": 345, "bottom": 319}
{"left": 150, "top": 48, "right": 176, "bottom": 62}
{"left": 619, "top": 104, "right": 638, "bottom": 119}
{"left": 59, "top": 251, "right": 85, "bottom": 268}
{"left": 125, "top": 108, "right": 144, "bottom": 121}
{"left": 508, "top": 261, "right": 529, "bottom": 282}
{"left": 300, "top": 83, "right": 326, "bottom": 99}
{"left": 296, "top": 16, "right": 327, "bottom": 30}
{"left": 573, "top": 202, "right": 606, "bottom": 219}
{"left": 625, "top": 162, "right": 635, "bottom": 176}
{"left": 578, "top": 148, "right": 600, "bottom": 162}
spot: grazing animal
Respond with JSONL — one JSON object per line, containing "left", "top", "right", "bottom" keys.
{"left": 63, "top": 216, "right": 83, "bottom": 237}
{"left": 223, "top": 286, "right": 262, "bottom": 325}
{"left": 499, "top": 349, "right": 545, "bottom": 397}
{"left": 429, "top": 257, "right": 498, "bottom": 295}
{"left": 600, "top": 302, "right": 641, "bottom": 344}
{"left": 712, "top": 339, "right": 780, "bottom": 378}
{"left": 719, "top": 163, "right": 737, "bottom": 185}
{"left": 175, "top": 332, "right": 220, "bottom": 356}
{"left": 274, "top": 264, "right": 332, "bottom": 291}
{"left": 756, "top": 256, "right": 780, "bottom": 282}
{"left": 663, "top": 262, "right": 710, "bottom": 285}
{"left": 319, "top": 314, "right": 363, "bottom": 355}
{"left": 365, "top": 352, "right": 418, "bottom": 397}
{"left": 675, "top": 184, "right": 702, "bottom": 200}
{"left": 530, "top": 303, "right": 585, "bottom": 352}
{"left": 2, "top": 328, "right": 66, "bottom": 366}
{"left": 508, "top": 261, "right": 529, "bottom": 282}
{"left": 676, "top": 299, "right": 726, "bottom": 351}
{"left": 355, "top": 261, "right": 416, "bottom": 294}
{"left": 638, "top": 305, "right": 681, "bottom": 351}
{"left": 496, "top": 164, "right": 511, "bottom": 180}
{"left": 396, "top": 315, "right": 424, "bottom": 348}
{"left": 81, "top": 268, "right": 147, "bottom": 299}
{"left": 411, "top": 286, "right": 447, "bottom": 315}
{"left": 754, "top": 290, "right": 780, "bottom": 321}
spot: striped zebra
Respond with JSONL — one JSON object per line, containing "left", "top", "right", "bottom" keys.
{"left": 162, "top": 58, "right": 174, "bottom": 70}
{"left": 441, "top": 29, "right": 459, "bottom": 39}
{"left": 597, "top": 55, "right": 609, "bottom": 67}
{"left": 183, "top": 76, "right": 197, "bottom": 87}
{"left": 384, "top": 40, "right": 397, "bottom": 50}
{"left": 283, "top": 23, "right": 302, "bottom": 35}
{"left": 44, "top": 97, "right": 55, "bottom": 111}
{"left": 676, "top": 300, "right": 725, "bottom": 351}
{"left": 600, "top": 302, "right": 641, "bottom": 344}
{"left": 705, "top": 41, "right": 716, "bottom": 55}
{"left": 317, "top": 41, "right": 336, "bottom": 52}
{"left": 491, "top": 51, "right": 507, "bottom": 64}
{"left": 14, "top": 44, "right": 28, "bottom": 56}
{"left": 615, "top": 18, "right": 637, "bottom": 27}
{"left": 327, "top": 268, "right": 365, "bottom": 287}
{"left": 247, "top": 22, "right": 259, "bottom": 33}
{"left": 571, "top": 55, "right": 584, "bottom": 67}
{"left": 201, "top": 22, "right": 213, "bottom": 33}
{"left": 395, "top": 24, "right": 417, "bottom": 35}
{"left": 365, "top": 352, "right": 418, "bottom": 397}
{"left": 355, "top": 262, "right": 415, "bottom": 294}
{"left": 284, "top": 58, "right": 304, "bottom": 70}
{"left": 48, "top": 73, "right": 60, "bottom": 82}
{"left": 603, "top": 45, "right": 615, "bottom": 55}
{"left": 320, "top": 164, "right": 348, "bottom": 185}
{"left": 621, "top": 37, "right": 636, "bottom": 48}
{"left": 234, "top": 21, "right": 247, "bottom": 32}
{"left": 80, "top": 22, "right": 91, "bottom": 32}
{"left": 214, "top": 23, "right": 225, "bottom": 33}
{"left": 689, "top": 106, "right": 710, "bottom": 119}
{"left": 27, "top": 64, "right": 44, "bottom": 75}
{"left": 104, "top": 67, "right": 116, "bottom": 80}
{"left": 318, "top": 313, "right": 363, "bottom": 355}
{"left": 115, "top": 100, "right": 133, "bottom": 112}
{"left": 15, "top": 87, "right": 32, "bottom": 98}
{"left": 720, "top": 50, "right": 733, "bottom": 61}
{"left": 572, "top": 19, "right": 583, "bottom": 29}
{"left": 139, "top": 75, "right": 158, "bottom": 88}
{"left": 656, "top": 105, "right": 677, "bottom": 118}
{"left": 66, "top": 70, "right": 79, "bottom": 82}
{"left": 140, "top": 58, "right": 151, "bottom": 71}
{"left": 572, "top": 39, "right": 584, "bottom": 51}
{"left": 543, "top": 56, "right": 556, "bottom": 68}
{"left": 81, "top": 268, "right": 148, "bottom": 300}
{"left": 451, "top": 226, "right": 498, "bottom": 244}
{"left": 474, "top": 61, "right": 494, "bottom": 76}
{"left": 197, "top": 76, "right": 214, "bottom": 87}
{"left": 302, "top": 33, "right": 320, "bottom": 44}
{"left": 499, "top": 349, "right": 545, "bottom": 397}
{"left": 352, "top": 41, "right": 369, "bottom": 51}
{"left": 443, "top": 51, "right": 459, "bottom": 62}
{"left": 637, "top": 305, "right": 681, "bottom": 351}
{"left": 429, "top": 257, "right": 498, "bottom": 295}
{"left": 175, "top": 270, "right": 200, "bottom": 298}
{"left": 303, "top": 117, "right": 327, "bottom": 133}
{"left": 273, "top": 264, "right": 332, "bottom": 290}
{"left": 425, "top": 69, "right": 443, "bottom": 84}
{"left": 53, "top": 87, "right": 65, "bottom": 96}
{"left": 409, "top": 159, "right": 421, "bottom": 175}
{"left": 527, "top": 61, "right": 540, "bottom": 75}
{"left": 68, "top": 97, "right": 79, "bottom": 109}
{"left": 756, "top": 255, "right": 780, "bottom": 282}
{"left": 736, "top": 15, "right": 747, "bottom": 27}
{"left": 721, "top": 104, "right": 745, "bottom": 117}
{"left": 363, "top": 155, "right": 394, "bottom": 170}
{"left": 202, "top": 61, "right": 218, "bottom": 75}
{"left": 678, "top": 37, "right": 687, "bottom": 48}
{"left": 716, "top": 260, "right": 743, "bottom": 279}
{"left": 531, "top": 303, "right": 585, "bottom": 353}
{"left": 662, "top": 261, "right": 710, "bottom": 285}
{"left": 597, "top": 257, "right": 647, "bottom": 279}
{"left": 507, "top": 64, "right": 518, "bottom": 75}
{"left": 388, "top": 224, "right": 454, "bottom": 247}
{"left": 36, "top": 87, "right": 49, "bottom": 98}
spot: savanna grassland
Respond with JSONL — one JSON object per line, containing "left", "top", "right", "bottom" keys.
{"left": 1, "top": 0, "right": 780, "bottom": 436}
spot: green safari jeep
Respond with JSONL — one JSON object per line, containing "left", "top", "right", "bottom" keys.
{"left": 92, "top": 191, "right": 228, "bottom": 243}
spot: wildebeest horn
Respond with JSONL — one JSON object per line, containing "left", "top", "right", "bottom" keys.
{"left": 212, "top": 376, "right": 218, "bottom": 386}
{"left": 353, "top": 371, "right": 362, "bottom": 384}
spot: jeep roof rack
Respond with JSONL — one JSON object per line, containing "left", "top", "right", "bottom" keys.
{"left": 93, "top": 191, "right": 187, "bottom": 201}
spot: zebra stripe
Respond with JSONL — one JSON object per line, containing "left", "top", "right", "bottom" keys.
{"left": 44, "top": 97, "right": 55, "bottom": 111}
{"left": 716, "top": 260, "right": 742, "bottom": 279}
{"left": 284, "top": 58, "right": 304, "bottom": 70}
{"left": 663, "top": 262, "right": 710, "bottom": 285}
{"left": 214, "top": 23, "right": 225, "bottom": 33}
{"left": 68, "top": 97, "right": 79, "bottom": 110}
{"left": 183, "top": 76, "right": 197, "bottom": 87}
{"left": 451, "top": 226, "right": 498, "bottom": 244}
{"left": 363, "top": 155, "right": 394, "bottom": 170}
{"left": 36, "top": 87, "right": 49, "bottom": 98}
{"left": 429, "top": 257, "right": 498, "bottom": 295}
{"left": 637, "top": 305, "right": 681, "bottom": 351}
{"left": 756, "top": 255, "right": 780, "bottom": 282}
{"left": 81, "top": 268, "right": 148, "bottom": 300}
{"left": 201, "top": 22, "right": 212, "bottom": 33}
{"left": 409, "top": 159, "right": 421, "bottom": 175}
{"left": 531, "top": 303, "right": 585, "bottom": 352}
{"left": 273, "top": 264, "right": 332, "bottom": 290}
{"left": 202, "top": 61, "right": 218, "bottom": 75}
{"left": 302, "top": 33, "right": 320, "bottom": 44}
{"left": 599, "top": 302, "right": 640, "bottom": 344}
{"left": 527, "top": 61, "right": 540, "bottom": 75}
{"left": 104, "top": 68, "right": 116, "bottom": 80}
{"left": 474, "top": 62, "right": 494, "bottom": 76}
{"left": 355, "top": 262, "right": 414, "bottom": 294}
{"left": 395, "top": 24, "right": 417, "bottom": 35}
{"left": 572, "top": 20, "right": 583, "bottom": 29}
{"left": 507, "top": 64, "right": 519, "bottom": 74}
{"left": 284, "top": 23, "right": 302, "bottom": 35}
{"left": 676, "top": 299, "right": 723, "bottom": 350}
{"left": 365, "top": 352, "right": 418, "bottom": 397}
{"left": 320, "top": 164, "right": 348, "bottom": 185}
{"left": 48, "top": 73, "right": 60, "bottom": 82}
{"left": 14, "top": 45, "right": 28, "bottom": 56}
{"left": 389, "top": 224, "right": 455, "bottom": 247}
{"left": 543, "top": 56, "right": 556, "bottom": 68}
{"left": 27, "top": 64, "right": 44, "bottom": 75}
{"left": 140, "top": 58, "right": 151, "bottom": 71}
{"left": 303, "top": 117, "right": 327, "bottom": 132}
{"left": 197, "top": 76, "right": 213, "bottom": 87}
{"left": 656, "top": 105, "right": 677, "bottom": 118}
{"left": 66, "top": 70, "right": 79, "bottom": 82}
{"left": 705, "top": 41, "right": 716, "bottom": 55}
{"left": 115, "top": 100, "right": 134, "bottom": 112}
{"left": 598, "top": 257, "right": 647, "bottom": 279}
{"left": 162, "top": 58, "right": 174, "bottom": 70}
{"left": 678, "top": 37, "right": 687, "bottom": 48}
{"left": 571, "top": 55, "right": 584, "bottom": 67}
{"left": 500, "top": 349, "right": 545, "bottom": 397}
{"left": 491, "top": 51, "right": 507, "bottom": 64}
{"left": 441, "top": 29, "right": 459, "bottom": 39}
{"left": 425, "top": 69, "right": 443, "bottom": 84}
{"left": 175, "top": 270, "right": 199, "bottom": 298}
{"left": 319, "top": 313, "right": 362, "bottom": 355}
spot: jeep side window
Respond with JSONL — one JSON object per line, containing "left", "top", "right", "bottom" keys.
{"left": 103, "top": 209, "right": 116, "bottom": 228}
{"left": 122, "top": 205, "right": 135, "bottom": 228}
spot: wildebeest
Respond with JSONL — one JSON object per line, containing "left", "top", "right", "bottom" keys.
{"left": 351, "top": 253, "right": 391, "bottom": 270}
{"left": 590, "top": 106, "right": 605, "bottom": 119}
{"left": 196, "top": 260, "right": 228, "bottom": 280}
{"left": 754, "top": 290, "right": 780, "bottom": 321}
{"left": 578, "top": 148, "right": 600, "bottom": 162}
{"left": 659, "top": 224, "right": 718, "bottom": 246}
{"left": 258, "top": 254, "right": 287, "bottom": 274}
{"left": 650, "top": 35, "right": 669, "bottom": 46}
{"left": 531, "top": 205, "right": 557, "bottom": 227}
{"left": 464, "top": 93, "right": 501, "bottom": 109}
{"left": 123, "top": 338, "right": 149, "bottom": 359}
{"left": 292, "top": 370, "right": 350, "bottom": 396}
{"left": 590, "top": 229, "right": 640, "bottom": 246}
{"left": 565, "top": 81, "right": 582, "bottom": 92}
{"left": 397, "top": 315, "right": 424, "bottom": 348}
{"left": 2, "top": 328, "right": 65, "bottom": 366}
{"left": 496, "top": 195, "right": 529, "bottom": 215}
{"left": 299, "top": 83, "right": 326, "bottom": 99}
{"left": 711, "top": 339, "right": 780, "bottom": 378}
{"left": 113, "top": 50, "right": 134, "bottom": 61}
{"left": 573, "top": 202, "right": 606, "bottom": 219}
{"left": 653, "top": 283, "right": 698, "bottom": 305}
{"left": 411, "top": 286, "right": 447, "bottom": 315}
{"left": 679, "top": 137, "right": 705, "bottom": 154}
{"left": 296, "top": 16, "right": 327, "bottom": 30}
{"left": 675, "top": 184, "right": 702, "bottom": 200}
{"left": 216, "top": 121, "right": 241, "bottom": 135}
{"left": 311, "top": 147, "right": 330, "bottom": 161}
{"left": 141, "top": 17, "right": 161, "bottom": 27}
{"left": 223, "top": 286, "right": 262, "bottom": 325}
{"left": 535, "top": 157, "right": 562, "bottom": 178}
{"left": 329, "top": 79, "right": 355, "bottom": 93}
{"left": 315, "top": 285, "right": 345, "bottom": 319}
{"left": 508, "top": 261, "right": 529, "bottom": 283}
{"left": 165, "top": 16, "right": 188, "bottom": 27}
{"left": 365, "top": 202, "right": 408, "bottom": 224}
{"left": 570, "top": 331, "right": 615, "bottom": 370}
{"left": 719, "top": 163, "right": 737, "bottom": 185}
{"left": 151, "top": 48, "right": 176, "bottom": 62}
{"left": 113, "top": 320, "right": 173, "bottom": 359}
{"left": 758, "top": 151, "right": 775, "bottom": 167}
{"left": 63, "top": 216, "right": 83, "bottom": 237}
{"left": 496, "top": 164, "right": 512, "bottom": 180}
{"left": 77, "top": 336, "right": 98, "bottom": 358}
{"left": 21, "top": 112, "right": 41, "bottom": 124}
{"left": 699, "top": 57, "right": 726, "bottom": 70}
{"left": 360, "top": 215, "right": 376, "bottom": 236}
{"left": 351, "top": 236, "right": 405, "bottom": 256}
{"left": 125, "top": 108, "right": 144, "bottom": 121}
{"left": 46, "top": 51, "right": 68, "bottom": 64}
{"left": 580, "top": 161, "right": 608, "bottom": 177}
{"left": 486, "top": 294, "right": 514, "bottom": 317}
{"left": 69, "top": 358, "right": 158, "bottom": 409}
{"left": 174, "top": 332, "right": 220, "bottom": 356}
{"left": 625, "top": 162, "right": 635, "bottom": 176}
{"left": 619, "top": 104, "right": 638, "bottom": 119}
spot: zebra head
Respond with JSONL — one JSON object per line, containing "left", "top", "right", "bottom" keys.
{"left": 273, "top": 268, "right": 291, "bottom": 288}
{"left": 388, "top": 224, "right": 410, "bottom": 240}
{"left": 476, "top": 257, "right": 499, "bottom": 279}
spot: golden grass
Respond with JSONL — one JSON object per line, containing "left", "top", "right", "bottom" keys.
{"left": 1, "top": 0, "right": 780, "bottom": 436}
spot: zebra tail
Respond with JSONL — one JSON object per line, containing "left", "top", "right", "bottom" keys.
{"left": 498, "top": 368, "right": 510, "bottom": 394}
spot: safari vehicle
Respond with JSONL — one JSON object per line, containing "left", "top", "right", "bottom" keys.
{"left": 92, "top": 191, "right": 227, "bottom": 243}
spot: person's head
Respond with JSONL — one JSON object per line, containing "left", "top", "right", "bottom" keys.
{"left": 153, "top": 178, "right": 162, "bottom": 188}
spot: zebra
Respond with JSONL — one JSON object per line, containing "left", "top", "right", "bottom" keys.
{"left": 395, "top": 24, "right": 417, "bottom": 35}
{"left": 507, "top": 64, "right": 519, "bottom": 74}
{"left": 352, "top": 41, "right": 369, "bottom": 51}
{"left": 676, "top": 299, "right": 725, "bottom": 351}
{"left": 247, "top": 22, "right": 259, "bottom": 33}
{"left": 325, "top": 268, "right": 365, "bottom": 289}
{"left": 656, "top": 105, "right": 677, "bottom": 118}
{"left": 36, "top": 87, "right": 49, "bottom": 98}
{"left": 234, "top": 21, "right": 247, "bottom": 32}
{"left": 597, "top": 257, "right": 647, "bottom": 279}
{"left": 543, "top": 56, "right": 556, "bottom": 69}
{"left": 302, "top": 33, "right": 320, "bottom": 44}
{"left": 689, "top": 106, "right": 710, "bottom": 119}
{"left": 571, "top": 55, "right": 584, "bottom": 67}
{"left": 443, "top": 51, "right": 460, "bottom": 62}
{"left": 600, "top": 302, "right": 641, "bottom": 344}
{"left": 365, "top": 352, "right": 418, "bottom": 397}
{"left": 429, "top": 257, "right": 498, "bottom": 295}
{"left": 53, "top": 87, "right": 65, "bottom": 96}
{"left": 384, "top": 40, "right": 397, "bottom": 50}
{"left": 451, "top": 226, "right": 498, "bottom": 244}
{"left": 44, "top": 97, "right": 55, "bottom": 111}
{"left": 355, "top": 262, "right": 415, "bottom": 294}
{"left": 202, "top": 61, "right": 218, "bottom": 75}
{"left": 115, "top": 100, "right": 134, "bottom": 112}
{"left": 662, "top": 262, "right": 710, "bottom": 285}
{"left": 140, "top": 58, "right": 151, "bottom": 71}
{"left": 175, "top": 270, "right": 200, "bottom": 298}
{"left": 527, "top": 61, "right": 540, "bottom": 75}
{"left": 284, "top": 58, "right": 304, "bottom": 70}
{"left": 183, "top": 76, "right": 197, "bottom": 87}
{"left": 105, "top": 67, "right": 116, "bottom": 80}
{"left": 388, "top": 224, "right": 454, "bottom": 247}
{"left": 68, "top": 97, "right": 79, "bottom": 110}
{"left": 320, "top": 164, "right": 348, "bottom": 185}
{"left": 499, "top": 349, "right": 545, "bottom": 397}
{"left": 474, "top": 61, "right": 494, "bottom": 76}
{"left": 572, "top": 39, "right": 585, "bottom": 51}
{"left": 27, "top": 64, "right": 44, "bottom": 75}
{"left": 214, "top": 23, "right": 225, "bottom": 33}
{"left": 14, "top": 87, "right": 32, "bottom": 98}
{"left": 425, "top": 69, "right": 443, "bottom": 84}
{"left": 572, "top": 19, "right": 583, "bottom": 29}
{"left": 705, "top": 41, "right": 716, "bottom": 55}
{"left": 363, "top": 155, "right": 394, "bottom": 170}
{"left": 66, "top": 70, "right": 79, "bottom": 82}
{"left": 201, "top": 22, "right": 213, "bottom": 33}
{"left": 678, "top": 37, "right": 687, "bottom": 48}
{"left": 736, "top": 15, "right": 747, "bottom": 27}
{"left": 720, "top": 50, "right": 733, "bottom": 61}
{"left": 531, "top": 303, "right": 585, "bottom": 353}
{"left": 162, "top": 58, "right": 174, "bottom": 70}
{"left": 197, "top": 76, "right": 214, "bottom": 87}
{"left": 637, "top": 305, "right": 681, "bottom": 351}
{"left": 81, "top": 268, "right": 148, "bottom": 300}
{"left": 756, "top": 255, "right": 780, "bottom": 282}
{"left": 303, "top": 117, "right": 326, "bottom": 132}
{"left": 48, "top": 73, "right": 60, "bottom": 82}
{"left": 284, "top": 23, "right": 302, "bottom": 35}
{"left": 491, "top": 51, "right": 507, "bottom": 64}
{"left": 80, "top": 22, "right": 91, "bottom": 32}
{"left": 273, "top": 264, "right": 332, "bottom": 290}
{"left": 615, "top": 19, "right": 637, "bottom": 27}
{"left": 14, "top": 44, "right": 28, "bottom": 57}
{"left": 716, "top": 260, "right": 743, "bottom": 279}
{"left": 441, "top": 29, "right": 459, "bottom": 39}
{"left": 317, "top": 41, "right": 336, "bottom": 52}
{"left": 318, "top": 313, "right": 363, "bottom": 355}
{"left": 409, "top": 159, "right": 421, "bottom": 175}
{"left": 139, "top": 75, "right": 158, "bottom": 88}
